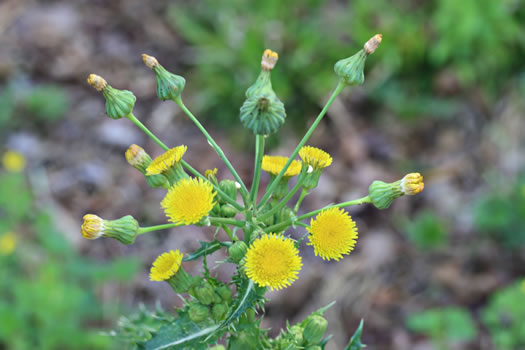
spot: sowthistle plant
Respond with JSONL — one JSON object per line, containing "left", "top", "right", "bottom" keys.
{"left": 83, "top": 33, "right": 424, "bottom": 349}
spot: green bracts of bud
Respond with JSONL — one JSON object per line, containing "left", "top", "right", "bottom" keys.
{"left": 212, "top": 303, "right": 228, "bottom": 321}
{"left": 87, "top": 74, "right": 136, "bottom": 120}
{"left": 303, "top": 315, "right": 328, "bottom": 345}
{"left": 219, "top": 180, "right": 238, "bottom": 204}
{"left": 229, "top": 241, "right": 248, "bottom": 263}
{"left": 103, "top": 215, "right": 139, "bottom": 245}
{"left": 142, "top": 54, "right": 186, "bottom": 101}
{"left": 240, "top": 49, "right": 286, "bottom": 135}
{"left": 216, "top": 285, "right": 233, "bottom": 303}
{"left": 229, "top": 330, "right": 259, "bottom": 350}
{"left": 289, "top": 325, "right": 304, "bottom": 345}
{"left": 368, "top": 180, "right": 403, "bottom": 210}
{"left": 188, "top": 303, "right": 209, "bottom": 323}
{"left": 145, "top": 174, "right": 170, "bottom": 189}
{"left": 220, "top": 204, "right": 237, "bottom": 218}
{"left": 334, "top": 34, "right": 382, "bottom": 86}
{"left": 194, "top": 281, "right": 221, "bottom": 305}
{"left": 167, "top": 268, "right": 194, "bottom": 294}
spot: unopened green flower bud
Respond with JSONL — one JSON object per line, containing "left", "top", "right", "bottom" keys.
{"left": 188, "top": 303, "right": 209, "bottom": 323}
{"left": 334, "top": 34, "right": 382, "bottom": 86}
{"left": 216, "top": 285, "right": 233, "bottom": 303}
{"left": 229, "top": 241, "right": 248, "bottom": 263}
{"left": 87, "top": 74, "right": 136, "bottom": 119}
{"left": 194, "top": 281, "right": 219, "bottom": 305}
{"left": 240, "top": 49, "right": 286, "bottom": 135}
{"left": 220, "top": 204, "right": 237, "bottom": 218}
{"left": 229, "top": 330, "right": 259, "bottom": 350}
{"left": 278, "top": 206, "right": 294, "bottom": 223}
{"left": 212, "top": 303, "right": 228, "bottom": 321}
{"left": 303, "top": 315, "right": 328, "bottom": 345}
{"left": 289, "top": 325, "right": 304, "bottom": 345}
{"left": 81, "top": 214, "right": 139, "bottom": 245}
{"left": 219, "top": 180, "right": 238, "bottom": 204}
{"left": 368, "top": 172, "right": 424, "bottom": 209}
{"left": 142, "top": 54, "right": 186, "bottom": 101}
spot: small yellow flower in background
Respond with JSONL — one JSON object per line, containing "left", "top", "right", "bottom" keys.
{"left": 146, "top": 145, "right": 187, "bottom": 175}
{"left": 262, "top": 155, "right": 302, "bottom": 177}
{"left": 400, "top": 173, "right": 424, "bottom": 195}
{"left": 161, "top": 177, "right": 216, "bottom": 225}
{"left": 244, "top": 233, "right": 302, "bottom": 291}
{"left": 205, "top": 168, "right": 218, "bottom": 179}
{"left": 307, "top": 207, "right": 358, "bottom": 261}
{"left": 150, "top": 250, "right": 184, "bottom": 281}
{"left": 81, "top": 214, "right": 104, "bottom": 240}
{"left": 299, "top": 146, "right": 333, "bottom": 170}
{"left": 521, "top": 279, "right": 525, "bottom": 294}
{"left": 0, "top": 232, "right": 17, "bottom": 256}
{"left": 2, "top": 150, "right": 26, "bottom": 173}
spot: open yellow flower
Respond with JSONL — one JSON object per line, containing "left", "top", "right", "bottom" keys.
{"left": 307, "top": 208, "right": 358, "bottom": 261}
{"left": 299, "top": 146, "right": 332, "bottom": 169}
{"left": 146, "top": 145, "right": 187, "bottom": 175}
{"left": 2, "top": 150, "right": 26, "bottom": 173}
{"left": 161, "top": 177, "right": 216, "bottom": 225}
{"left": 0, "top": 232, "right": 17, "bottom": 256}
{"left": 244, "top": 233, "right": 302, "bottom": 291}
{"left": 262, "top": 155, "right": 302, "bottom": 177}
{"left": 150, "top": 250, "right": 184, "bottom": 281}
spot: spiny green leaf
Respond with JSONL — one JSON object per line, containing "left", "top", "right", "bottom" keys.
{"left": 139, "top": 311, "right": 221, "bottom": 350}
{"left": 344, "top": 319, "right": 365, "bottom": 350}
{"left": 183, "top": 240, "right": 225, "bottom": 262}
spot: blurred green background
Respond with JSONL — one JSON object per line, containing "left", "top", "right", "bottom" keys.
{"left": 1, "top": 0, "right": 524, "bottom": 349}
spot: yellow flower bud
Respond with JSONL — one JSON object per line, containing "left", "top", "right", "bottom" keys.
{"left": 81, "top": 214, "right": 104, "bottom": 240}
{"left": 400, "top": 173, "right": 424, "bottom": 195}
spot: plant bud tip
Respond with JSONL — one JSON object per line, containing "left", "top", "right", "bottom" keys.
{"left": 364, "top": 34, "right": 382, "bottom": 54}
{"left": 142, "top": 53, "right": 159, "bottom": 69}
{"left": 87, "top": 74, "right": 107, "bottom": 91}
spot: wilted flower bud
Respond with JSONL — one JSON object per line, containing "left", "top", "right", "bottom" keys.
{"left": 368, "top": 173, "right": 424, "bottom": 209}
{"left": 240, "top": 49, "right": 286, "bottom": 135}
{"left": 87, "top": 74, "right": 136, "bottom": 119}
{"left": 81, "top": 214, "right": 139, "bottom": 245}
{"left": 142, "top": 53, "right": 186, "bottom": 101}
{"left": 303, "top": 315, "right": 328, "bottom": 345}
{"left": 229, "top": 241, "right": 248, "bottom": 263}
{"left": 188, "top": 303, "right": 209, "bottom": 323}
{"left": 125, "top": 144, "right": 170, "bottom": 189}
{"left": 334, "top": 34, "right": 382, "bottom": 86}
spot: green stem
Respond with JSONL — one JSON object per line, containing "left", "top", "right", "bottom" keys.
{"left": 127, "top": 113, "right": 170, "bottom": 151}
{"left": 250, "top": 135, "right": 265, "bottom": 204}
{"left": 221, "top": 225, "right": 235, "bottom": 241}
{"left": 174, "top": 97, "right": 250, "bottom": 205}
{"left": 264, "top": 195, "right": 371, "bottom": 233}
{"left": 258, "top": 170, "right": 307, "bottom": 222}
{"left": 126, "top": 113, "right": 244, "bottom": 212}
{"left": 257, "top": 81, "right": 345, "bottom": 209}
{"left": 138, "top": 222, "right": 183, "bottom": 234}
{"left": 209, "top": 217, "right": 246, "bottom": 227}
{"left": 294, "top": 188, "right": 309, "bottom": 214}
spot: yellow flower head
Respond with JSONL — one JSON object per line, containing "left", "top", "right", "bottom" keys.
{"left": 2, "top": 150, "right": 26, "bottom": 173}
{"left": 161, "top": 177, "right": 216, "bottom": 225}
{"left": 401, "top": 173, "right": 424, "bottom": 195}
{"left": 205, "top": 168, "right": 218, "bottom": 179}
{"left": 299, "top": 146, "right": 333, "bottom": 169}
{"left": 262, "top": 155, "right": 302, "bottom": 177}
{"left": 150, "top": 250, "right": 184, "bottom": 281}
{"left": 307, "top": 208, "right": 358, "bottom": 261}
{"left": 0, "top": 232, "right": 17, "bottom": 256}
{"left": 81, "top": 214, "right": 104, "bottom": 240}
{"left": 146, "top": 145, "right": 187, "bottom": 175}
{"left": 244, "top": 233, "right": 302, "bottom": 291}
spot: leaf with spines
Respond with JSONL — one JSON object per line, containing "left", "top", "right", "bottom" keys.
{"left": 138, "top": 310, "right": 223, "bottom": 350}
{"left": 344, "top": 319, "right": 366, "bottom": 350}
{"left": 183, "top": 240, "right": 226, "bottom": 262}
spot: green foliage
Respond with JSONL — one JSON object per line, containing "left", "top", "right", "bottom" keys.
{"left": 344, "top": 319, "right": 365, "bottom": 350}
{"left": 24, "top": 84, "right": 69, "bottom": 121}
{"left": 0, "top": 171, "right": 138, "bottom": 350}
{"left": 481, "top": 280, "right": 525, "bottom": 350}
{"left": 406, "top": 307, "right": 477, "bottom": 347}
{"left": 473, "top": 173, "right": 525, "bottom": 247}
{"left": 402, "top": 210, "right": 448, "bottom": 249}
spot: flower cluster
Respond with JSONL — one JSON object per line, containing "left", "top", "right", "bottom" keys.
{"left": 80, "top": 33, "right": 425, "bottom": 349}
